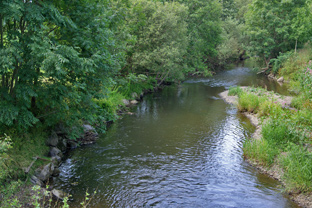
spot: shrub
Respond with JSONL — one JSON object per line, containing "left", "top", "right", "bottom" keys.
{"left": 270, "top": 51, "right": 293, "bottom": 75}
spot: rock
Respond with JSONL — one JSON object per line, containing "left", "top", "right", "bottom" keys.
{"left": 51, "top": 156, "right": 61, "bottom": 165}
{"left": 130, "top": 100, "right": 138, "bottom": 105}
{"left": 122, "top": 99, "right": 130, "bottom": 106}
{"left": 30, "top": 175, "right": 44, "bottom": 186}
{"left": 37, "top": 163, "right": 55, "bottom": 182}
{"left": 48, "top": 147, "right": 62, "bottom": 157}
{"left": 54, "top": 123, "right": 68, "bottom": 135}
{"left": 268, "top": 74, "right": 275, "bottom": 80}
{"left": 46, "top": 131, "right": 59, "bottom": 147}
{"left": 52, "top": 189, "right": 67, "bottom": 200}
{"left": 52, "top": 167, "right": 61, "bottom": 177}
{"left": 277, "top": 76, "right": 284, "bottom": 83}
{"left": 83, "top": 124, "right": 98, "bottom": 137}
{"left": 131, "top": 92, "right": 138, "bottom": 100}
{"left": 83, "top": 124, "right": 95, "bottom": 132}
{"left": 57, "top": 138, "right": 68, "bottom": 152}
{"left": 67, "top": 140, "right": 78, "bottom": 149}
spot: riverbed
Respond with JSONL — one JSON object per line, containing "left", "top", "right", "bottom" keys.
{"left": 54, "top": 67, "right": 299, "bottom": 207}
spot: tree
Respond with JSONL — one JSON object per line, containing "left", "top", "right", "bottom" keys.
{"left": 126, "top": 0, "right": 189, "bottom": 83}
{"left": 245, "top": 0, "right": 312, "bottom": 67}
{"left": 0, "top": 0, "right": 119, "bottom": 132}
{"left": 178, "top": 0, "right": 222, "bottom": 74}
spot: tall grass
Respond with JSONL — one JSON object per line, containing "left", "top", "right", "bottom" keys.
{"left": 228, "top": 86, "right": 243, "bottom": 96}
{"left": 280, "top": 144, "right": 312, "bottom": 192}
{"left": 243, "top": 139, "right": 279, "bottom": 166}
{"left": 237, "top": 91, "right": 267, "bottom": 113}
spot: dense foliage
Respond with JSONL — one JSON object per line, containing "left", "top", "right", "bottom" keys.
{"left": 1, "top": 0, "right": 312, "bottom": 206}
{"left": 245, "top": 0, "right": 312, "bottom": 67}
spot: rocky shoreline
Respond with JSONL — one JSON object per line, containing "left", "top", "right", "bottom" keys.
{"left": 28, "top": 86, "right": 165, "bottom": 201}
{"left": 219, "top": 88, "right": 312, "bottom": 208}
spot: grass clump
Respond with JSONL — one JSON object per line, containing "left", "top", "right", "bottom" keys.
{"left": 258, "top": 99, "right": 284, "bottom": 117}
{"left": 280, "top": 144, "right": 312, "bottom": 192}
{"left": 228, "top": 86, "right": 243, "bottom": 96}
{"left": 243, "top": 138, "right": 279, "bottom": 166}
{"left": 237, "top": 91, "right": 267, "bottom": 113}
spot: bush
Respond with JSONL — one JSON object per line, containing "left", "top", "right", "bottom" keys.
{"left": 269, "top": 51, "right": 293, "bottom": 75}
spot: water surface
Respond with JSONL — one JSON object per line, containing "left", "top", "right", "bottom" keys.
{"left": 54, "top": 67, "right": 298, "bottom": 207}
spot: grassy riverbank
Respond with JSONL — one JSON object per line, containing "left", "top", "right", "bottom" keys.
{"left": 226, "top": 46, "right": 312, "bottom": 207}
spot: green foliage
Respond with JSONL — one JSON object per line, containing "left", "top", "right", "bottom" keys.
{"left": 0, "top": 0, "right": 122, "bottom": 132}
{"left": 0, "top": 134, "right": 13, "bottom": 185}
{"left": 228, "top": 86, "right": 243, "bottom": 96}
{"left": 245, "top": 0, "right": 312, "bottom": 65}
{"left": 179, "top": 0, "right": 222, "bottom": 74}
{"left": 119, "top": 73, "right": 155, "bottom": 98}
{"left": 280, "top": 144, "right": 312, "bottom": 192}
{"left": 258, "top": 100, "right": 284, "bottom": 117}
{"left": 262, "top": 119, "right": 294, "bottom": 148}
{"left": 127, "top": 0, "right": 188, "bottom": 82}
{"left": 244, "top": 138, "right": 279, "bottom": 166}
{"left": 93, "top": 89, "right": 126, "bottom": 123}
{"left": 217, "top": 17, "right": 246, "bottom": 65}
{"left": 269, "top": 51, "right": 293, "bottom": 74}
{"left": 237, "top": 91, "right": 267, "bottom": 113}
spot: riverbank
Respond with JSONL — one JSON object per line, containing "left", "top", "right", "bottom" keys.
{"left": 220, "top": 87, "right": 312, "bottom": 208}
{"left": 0, "top": 77, "right": 168, "bottom": 207}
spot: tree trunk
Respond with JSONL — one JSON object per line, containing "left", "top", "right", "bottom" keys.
{"left": 295, "top": 39, "right": 297, "bottom": 53}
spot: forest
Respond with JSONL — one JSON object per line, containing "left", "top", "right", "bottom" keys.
{"left": 1, "top": 0, "right": 312, "bottom": 207}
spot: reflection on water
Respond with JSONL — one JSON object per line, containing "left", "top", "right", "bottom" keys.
{"left": 54, "top": 68, "right": 298, "bottom": 207}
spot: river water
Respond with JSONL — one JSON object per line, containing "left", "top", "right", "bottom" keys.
{"left": 54, "top": 67, "right": 299, "bottom": 207}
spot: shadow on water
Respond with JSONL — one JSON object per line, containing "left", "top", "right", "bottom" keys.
{"left": 54, "top": 67, "right": 299, "bottom": 208}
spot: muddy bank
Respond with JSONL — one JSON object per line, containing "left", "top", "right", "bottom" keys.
{"left": 220, "top": 88, "right": 312, "bottom": 208}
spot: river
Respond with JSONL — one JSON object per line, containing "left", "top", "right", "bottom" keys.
{"left": 54, "top": 67, "right": 299, "bottom": 207}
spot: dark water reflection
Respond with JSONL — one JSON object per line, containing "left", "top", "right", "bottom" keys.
{"left": 54, "top": 67, "right": 298, "bottom": 207}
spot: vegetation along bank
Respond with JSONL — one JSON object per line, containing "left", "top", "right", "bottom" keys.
{"left": 1, "top": 0, "right": 312, "bottom": 207}
{"left": 220, "top": 45, "right": 312, "bottom": 207}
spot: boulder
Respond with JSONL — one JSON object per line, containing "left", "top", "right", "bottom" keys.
{"left": 51, "top": 156, "right": 62, "bottom": 165}
{"left": 83, "top": 124, "right": 98, "bottom": 137}
{"left": 30, "top": 175, "right": 44, "bottom": 187}
{"left": 268, "top": 74, "right": 275, "bottom": 80}
{"left": 122, "top": 99, "right": 130, "bottom": 106}
{"left": 277, "top": 76, "right": 284, "bottom": 83}
{"left": 48, "top": 147, "right": 62, "bottom": 157}
{"left": 131, "top": 92, "right": 138, "bottom": 100}
{"left": 46, "top": 131, "right": 59, "bottom": 147}
{"left": 52, "top": 167, "right": 61, "bottom": 177}
{"left": 67, "top": 140, "right": 78, "bottom": 149}
{"left": 52, "top": 189, "right": 67, "bottom": 200}
{"left": 130, "top": 100, "right": 138, "bottom": 105}
{"left": 37, "top": 163, "right": 55, "bottom": 182}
